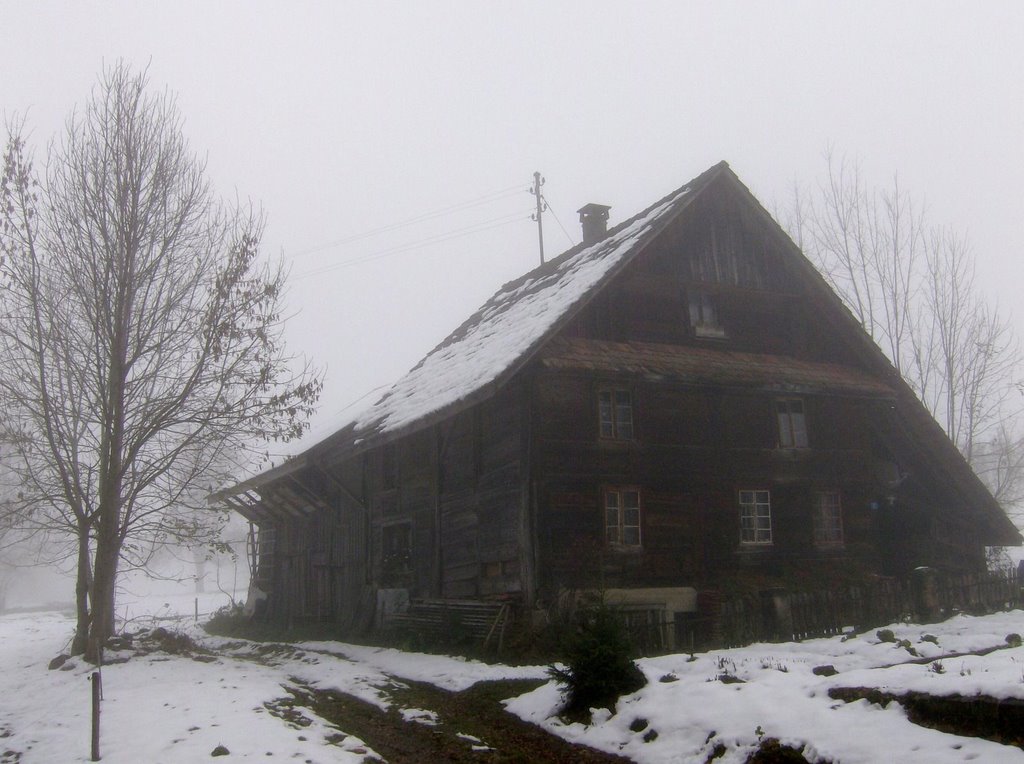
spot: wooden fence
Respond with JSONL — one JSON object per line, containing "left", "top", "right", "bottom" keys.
{"left": 620, "top": 568, "right": 1021, "bottom": 654}
{"left": 709, "top": 569, "right": 1021, "bottom": 649}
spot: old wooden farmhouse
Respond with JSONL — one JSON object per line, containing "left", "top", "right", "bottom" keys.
{"left": 215, "top": 162, "right": 1020, "bottom": 640}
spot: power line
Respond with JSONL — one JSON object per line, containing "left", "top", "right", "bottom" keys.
{"left": 292, "top": 210, "right": 531, "bottom": 281}
{"left": 547, "top": 202, "right": 577, "bottom": 247}
{"left": 287, "top": 184, "right": 525, "bottom": 260}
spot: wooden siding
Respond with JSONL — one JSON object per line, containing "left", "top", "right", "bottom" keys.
{"left": 244, "top": 166, "right": 1004, "bottom": 632}
{"left": 529, "top": 368, "right": 941, "bottom": 598}
{"left": 256, "top": 455, "right": 373, "bottom": 631}
{"left": 563, "top": 189, "right": 864, "bottom": 368}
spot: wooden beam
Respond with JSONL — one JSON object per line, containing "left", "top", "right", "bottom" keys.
{"left": 284, "top": 475, "right": 330, "bottom": 512}
{"left": 311, "top": 461, "right": 368, "bottom": 518}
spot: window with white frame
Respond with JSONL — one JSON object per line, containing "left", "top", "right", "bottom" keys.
{"left": 598, "top": 389, "right": 635, "bottom": 440}
{"left": 813, "top": 491, "right": 843, "bottom": 547}
{"left": 739, "top": 489, "right": 772, "bottom": 545}
{"left": 604, "top": 487, "right": 642, "bottom": 547}
{"left": 776, "top": 398, "right": 808, "bottom": 448}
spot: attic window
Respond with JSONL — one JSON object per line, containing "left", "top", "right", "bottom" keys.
{"left": 688, "top": 289, "right": 726, "bottom": 338}
{"left": 598, "top": 389, "right": 634, "bottom": 440}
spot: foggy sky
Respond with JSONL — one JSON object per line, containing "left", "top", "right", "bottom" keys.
{"left": 4, "top": 1, "right": 1023, "bottom": 460}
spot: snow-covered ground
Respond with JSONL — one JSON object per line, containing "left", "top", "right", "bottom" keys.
{"left": 1, "top": 583, "right": 1023, "bottom": 763}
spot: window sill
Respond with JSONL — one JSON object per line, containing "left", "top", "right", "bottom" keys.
{"left": 606, "top": 544, "right": 644, "bottom": 554}
{"left": 597, "top": 437, "right": 638, "bottom": 448}
{"left": 694, "top": 325, "right": 727, "bottom": 339}
{"left": 773, "top": 447, "right": 811, "bottom": 458}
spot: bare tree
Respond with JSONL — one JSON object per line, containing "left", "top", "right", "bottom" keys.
{"left": 0, "top": 64, "right": 320, "bottom": 660}
{"left": 918, "top": 229, "right": 1017, "bottom": 462}
{"left": 972, "top": 424, "right": 1024, "bottom": 517}
{"left": 786, "top": 153, "right": 1020, "bottom": 437}
{"left": 784, "top": 151, "right": 1021, "bottom": 507}
{"left": 785, "top": 150, "right": 925, "bottom": 376}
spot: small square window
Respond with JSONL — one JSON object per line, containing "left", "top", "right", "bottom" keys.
{"left": 776, "top": 399, "right": 808, "bottom": 448}
{"left": 689, "top": 289, "right": 726, "bottom": 338}
{"left": 813, "top": 491, "right": 843, "bottom": 548}
{"left": 598, "top": 389, "right": 634, "bottom": 440}
{"left": 604, "top": 487, "right": 642, "bottom": 547}
{"left": 739, "top": 489, "right": 772, "bottom": 545}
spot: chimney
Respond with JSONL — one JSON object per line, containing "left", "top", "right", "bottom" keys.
{"left": 577, "top": 203, "right": 611, "bottom": 246}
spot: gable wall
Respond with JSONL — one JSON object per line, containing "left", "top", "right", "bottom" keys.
{"left": 564, "top": 187, "right": 863, "bottom": 367}
{"left": 528, "top": 181, "right": 990, "bottom": 599}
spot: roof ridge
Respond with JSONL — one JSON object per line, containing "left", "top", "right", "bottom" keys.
{"left": 345, "top": 161, "right": 729, "bottom": 440}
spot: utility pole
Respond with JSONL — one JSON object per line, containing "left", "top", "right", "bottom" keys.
{"left": 531, "top": 171, "right": 547, "bottom": 265}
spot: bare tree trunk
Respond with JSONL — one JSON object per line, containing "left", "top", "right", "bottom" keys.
{"left": 0, "top": 65, "right": 320, "bottom": 647}
{"left": 86, "top": 535, "right": 119, "bottom": 663}
{"left": 72, "top": 528, "right": 92, "bottom": 656}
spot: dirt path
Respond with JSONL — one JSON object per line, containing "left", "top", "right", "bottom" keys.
{"left": 274, "top": 678, "right": 633, "bottom": 763}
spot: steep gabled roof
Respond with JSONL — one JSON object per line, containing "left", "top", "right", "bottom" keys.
{"left": 213, "top": 162, "right": 729, "bottom": 499}
{"left": 215, "top": 162, "right": 1021, "bottom": 546}
{"left": 348, "top": 162, "right": 728, "bottom": 442}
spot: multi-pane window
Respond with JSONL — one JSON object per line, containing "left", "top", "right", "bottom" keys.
{"left": 739, "top": 489, "right": 772, "bottom": 545}
{"left": 813, "top": 491, "right": 844, "bottom": 548}
{"left": 776, "top": 398, "right": 808, "bottom": 448}
{"left": 599, "top": 389, "right": 634, "bottom": 440}
{"left": 604, "top": 487, "right": 642, "bottom": 547}
{"left": 689, "top": 289, "right": 725, "bottom": 338}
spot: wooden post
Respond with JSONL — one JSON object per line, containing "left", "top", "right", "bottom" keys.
{"left": 194, "top": 597, "right": 199, "bottom": 622}
{"left": 911, "top": 566, "right": 940, "bottom": 623}
{"left": 90, "top": 671, "right": 101, "bottom": 761}
{"left": 531, "top": 171, "right": 545, "bottom": 265}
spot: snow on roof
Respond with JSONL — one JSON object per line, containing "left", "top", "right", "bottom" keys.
{"left": 216, "top": 163, "right": 722, "bottom": 495}
{"left": 348, "top": 177, "right": 707, "bottom": 441}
